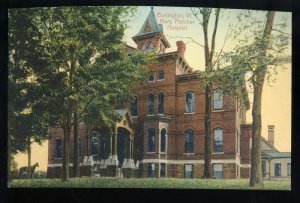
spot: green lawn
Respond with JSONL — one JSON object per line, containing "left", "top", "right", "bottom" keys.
{"left": 8, "top": 177, "right": 291, "bottom": 190}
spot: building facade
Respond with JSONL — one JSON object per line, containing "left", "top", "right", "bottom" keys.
{"left": 47, "top": 8, "right": 290, "bottom": 179}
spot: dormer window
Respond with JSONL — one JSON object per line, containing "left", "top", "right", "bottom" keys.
{"left": 141, "top": 44, "right": 147, "bottom": 52}
{"left": 148, "top": 42, "right": 155, "bottom": 51}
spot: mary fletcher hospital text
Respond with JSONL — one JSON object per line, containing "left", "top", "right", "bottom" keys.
{"left": 157, "top": 12, "right": 195, "bottom": 31}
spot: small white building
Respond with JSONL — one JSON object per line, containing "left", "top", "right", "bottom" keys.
{"left": 261, "top": 125, "right": 291, "bottom": 179}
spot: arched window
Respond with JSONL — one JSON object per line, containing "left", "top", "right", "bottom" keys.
{"left": 131, "top": 96, "right": 138, "bottom": 116}
{"left": 149, "top": 71, "right": 154, "bottom": 81}
{"left": 214, "top": 128, "right": 224, "bottom": 152}
{"left": 158, "top": 70, "right": 164, "bottom": 80}
{"left": 101, "top": 128, "right": 110, "bottom": 159}
{"left": 55, "top": 139, "right": 63, "bottom": 159}
{"left": 148, "top": 42, "right": 155, "bottom": 51}
{"left": 91, "top": 131, "right": 99, "bottom": 155}
{"left": 148, "top": 94, "right": 154, "bottom": 114}
{"left": 185, "top": 92, "right": 195, "bottom": 113}
{"left": 148, "top": 128, "right": 155, "bottom": 152}
{"left": 184, "top": 129, "right": 194, "bottom": 153}
{"left": 160, "top": 128, "right": 167, "bottom": 152}
{"left": 158, "top": 92, "right": 164, "bottom": 114}
{"left": 214, "top": 89, "right": 224, "bottom": 110}
{"left": 141, "top": 44, "right": 147, "bottom": 52}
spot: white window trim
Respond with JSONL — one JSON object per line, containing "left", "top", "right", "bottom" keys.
{"left": 184, "top": 112, "right": 195, "bottom": 115}
{"left": 212, "top": 152, "right": 224, "bottom": 155}
{"left": 183, "top": 153, "right": 195, "bottom": 155}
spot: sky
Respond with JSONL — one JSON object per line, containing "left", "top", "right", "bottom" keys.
{"left": 14, "top": 6, "right": 292, "bottom": 171}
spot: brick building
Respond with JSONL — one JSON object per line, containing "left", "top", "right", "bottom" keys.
{"left": 47, "top": 7, "right": 282, "bottom": 179}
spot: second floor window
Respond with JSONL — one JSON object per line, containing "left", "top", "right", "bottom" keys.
{"left": 149, "top": 71, "right": 154, "bottom": 81}
{"left": 148, "top": 128, "right": 155, "bottom": 152}
{"left": 158, "top": 70, "right": 164, "bottom": 80}
{"left": 214, "top": 89, "right": 224, "bottom": 110}
{"left": 131, "top": 96, "right": 138, "bottom": 116}
{"left": 148, "top": 94, "right": 154, "bottom": 114}
{"left": 184, "top": 129, "right": 194, "bottom": 153}
{"left": 214, "top": 128, "right": 224, "bottom": 153}
{"left": 160, "top": 128, "right": 166, "bottom": 153}
{"left": 287, "top": 163, "right": 291, "bottom": 176}
{"left": 158, "top": 92, "right": 164, "bottom": 114}
{"left": 185, "top": 92, "right": 195, "bottom": 113}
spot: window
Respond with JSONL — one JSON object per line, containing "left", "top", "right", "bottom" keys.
{"left": 262, "top": 160, "right": 266, "bottom": 177}
{"left": 141, "top": 44, "right": 146, "bottom": 52}
{"left": 148, "top": 163, "right": 155, "bottom": 177}
{"left": 91, "top": 131, "right": 99, "bottom": 155}
{"left": 131, "top": 96, "right": 138, "bottom": 116}
{"left": 79, "top": 138, "right": 82, "bottom": 157}
{"left": 160, "top": 128, "right": 166, "bottom": 153}
{"left": 148, "top": 94, "right": 154, "bottom": 114}
{"left": 214, "top": 89, "right": 224, "bottom": 110}
{"left": 213, "top": 164, "right": 224, "bottom": 179}
{"left": 158, "top": 70, "right": 164, "bottom": 80}
{"left": 214, "top": 128, "right": 224, "bottom": 153}
{"left": 101, "top": 128, "right": 110, "bottom": 159}
{"left": 287, "top": 163, "right": 291, "bottom": 176}
{"left": 184, "top": 164, "right": 193, "bottom": 178}
{"left": 149, "top": 71, "right": 154, "bottom": 81}
{"left": 158, "top": 92, "right": 164, "bottom": 114}
{"left": 185, "top": 92, "right": 195, "bottom": 113}
{"left": 148, "top": 128, "right": 155, "bottom": 152}
{"left": 55, "top": 139, "right": 63, "bottom": 159}
{"left": 149, "top": 42, "right": 155, "bottom": 51}
{"left": 184, "top": 129, "right": 194, "bottom": 153}
{"left": 160, "top": 163, "right": 166, "bottom": 178}
{"left": 275, "top": 163, "right": 281, "bottom": 176}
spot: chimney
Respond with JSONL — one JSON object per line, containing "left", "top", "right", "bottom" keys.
{"left": 176, "top": 41, "right": 186, "bottom": 58}
{"left": 268, "top": 125, "right": 275, "bottom": 146}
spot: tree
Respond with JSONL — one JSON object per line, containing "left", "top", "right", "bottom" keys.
{"left": 8, "top": 8, "right": 50, "bottom": 180}
{"left": 9, "top": 7, "right": 156, "bottom": 181}
{"left": 191, "top": 8, "right": 220, "bottom": 178}
{"left": 206, "top": 10, "right": 290, "bottom": 187}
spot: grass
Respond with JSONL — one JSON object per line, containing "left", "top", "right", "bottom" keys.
{"left": 8, "top": 177, "right": 291, "bottom": 190}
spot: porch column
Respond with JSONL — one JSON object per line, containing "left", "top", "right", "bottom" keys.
{"left": 109, "top": 131, "right": 113, "bottom": 158}
{"left": 113, "top": 128, "right": 118, "bottom": 158}
{"left": 127, "top": 135, "right": 130, "bottom": 161}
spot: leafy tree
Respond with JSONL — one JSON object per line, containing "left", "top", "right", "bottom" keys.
{"left": 8, "top": 8, "right": 50, "bottom": 180}
{"left": 205, "top": 11, "right": 290, "bottom": 187}
{"left": 9, "top": 6, "right": 156, "bottom": 181}
{"left": 191, "top": 8, "right": 220, "bottom": 178}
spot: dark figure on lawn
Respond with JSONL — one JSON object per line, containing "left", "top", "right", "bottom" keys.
{"left": 19, "top": 162, "right": 39, "bottom": 179}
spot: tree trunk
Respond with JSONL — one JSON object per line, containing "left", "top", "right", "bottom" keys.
{"left": 249, "top": 11, "right": 275, "bottom": 187}
{"left": 62, "top": 126, "right": 71, "bottom": 181}
{"left": 27, "top": 136, "right": 31, "bottom": 179}
{"left": 204, "top": 83, "right": 212, "bottom": 178}
{"left": 73, "top": 110, "right": 80, "bottom": 177}
{"left": 8, "top": 133, "right": 12, "bottom": 182}
{"left": 202, "top": 8, "right": 220, "bottom": 179}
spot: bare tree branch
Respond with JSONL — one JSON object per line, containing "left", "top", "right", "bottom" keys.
{"left": 272, "top": 28, "right": 292, "bottom": 36}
